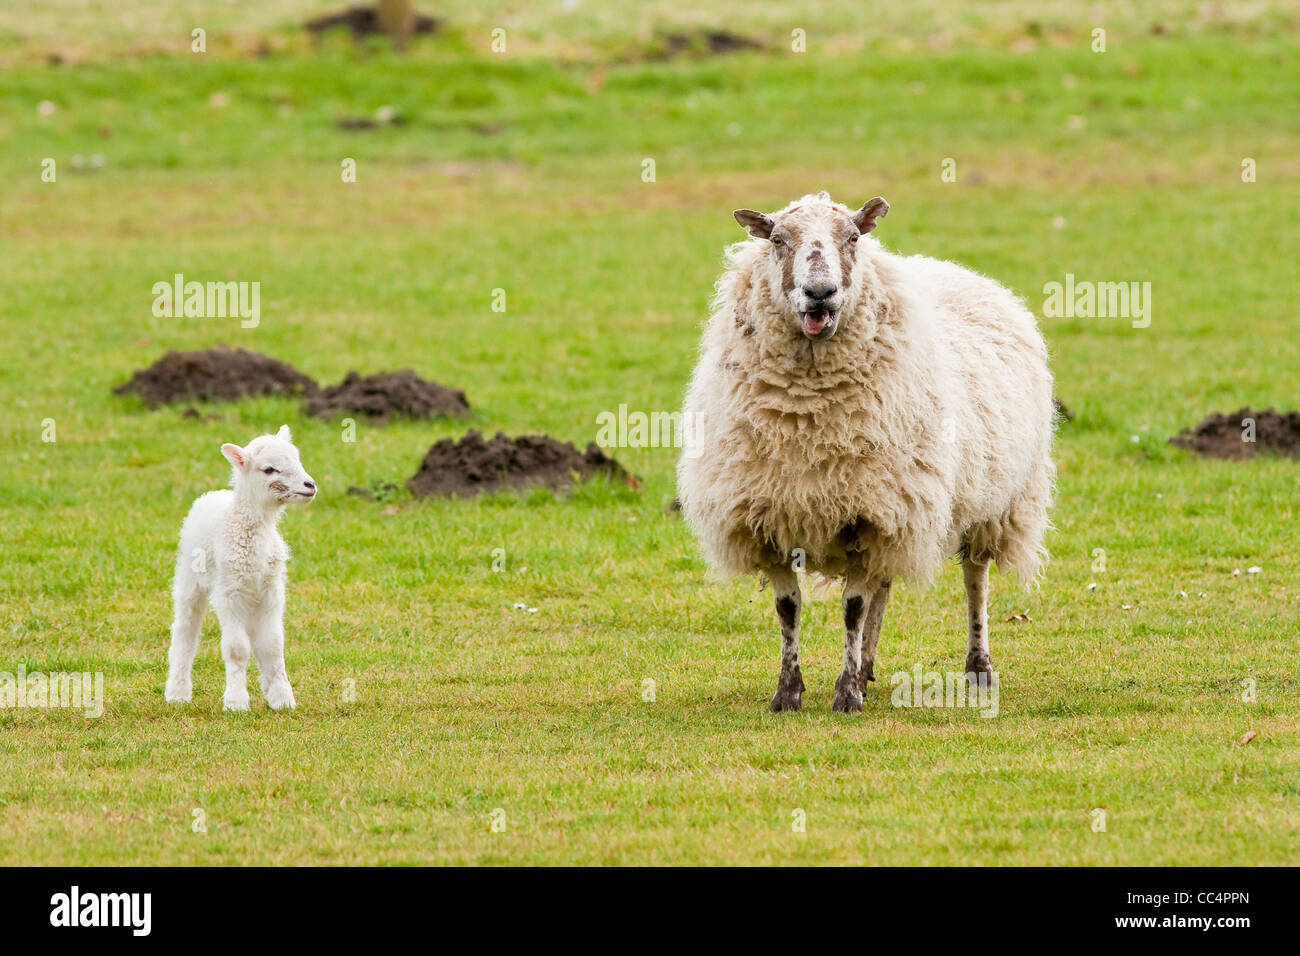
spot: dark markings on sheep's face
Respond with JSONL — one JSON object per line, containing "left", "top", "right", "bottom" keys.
{"left": 732, "top": 196, "right": 890, "bottom": 342}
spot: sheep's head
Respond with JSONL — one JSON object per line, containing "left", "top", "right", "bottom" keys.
{"left": 733, "top": 193, "right": 888, "bottom": 340}
{"left": 221, "top": 425, "right": 317, "bottom": 507}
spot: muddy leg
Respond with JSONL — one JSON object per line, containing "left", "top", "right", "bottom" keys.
{"left": 963, "top": 557, "right": 995, "bottom": 683}
{"left": 832, "top": 567, "right": 871, "bottom": 713}
{"left": 858, "top": 579, "right": 892, "bottom": 692}
{"left": 767, "top": 565, "right": 804, "bottom": 712}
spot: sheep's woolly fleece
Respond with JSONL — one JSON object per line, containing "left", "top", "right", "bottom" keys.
{"left": 677, "top": 192, "right": 1055, "bottom": 587}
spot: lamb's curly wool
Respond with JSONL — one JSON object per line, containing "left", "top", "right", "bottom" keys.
{"left": 677, "top": 192, "right": 1054, "bottom": 712}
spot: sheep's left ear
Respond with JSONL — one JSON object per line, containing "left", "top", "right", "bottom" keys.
{"left": 852, "top": 197, "right": 889, "bottom": 234}
{"left": 277, "top": 424, "right": 292, "bottom": 442}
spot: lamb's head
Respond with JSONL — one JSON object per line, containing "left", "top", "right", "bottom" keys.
{"left": 733, "top": 193, "right": 888, "bottom": 340}
{"left": 221, "top": 425, "right": 317, "bottom": 508}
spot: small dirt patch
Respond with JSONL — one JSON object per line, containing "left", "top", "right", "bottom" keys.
{"left": 408, "top": 429, "right": 632, "bottom": 499}
{"left": 306, "top": 7, "right": 440, "bottom": 40}
{"left": 1170, "top": 407, "right": 1300, "bottom": 460}
{"left": 307, "top": 370, "right": 469, "bottom": 423}
{"left": 637, "top": 28, "right": 763, "bottom": 61}
{"left": 114, "top": 346, "right": 317, "bottom": 407}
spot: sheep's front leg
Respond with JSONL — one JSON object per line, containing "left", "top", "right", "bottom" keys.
{"left": 833, "top": 567, "right": 873, "bottom": 713}
{"left": 215, "top": 603, "right": 252, "bottom": 712}
{"left": 767, "top": 565, "right": 804, "bottom": 712}
{"left": 962, "top": 557, "right": 996, "bottom": 684}
{"left": 251, "top": 595, "right": 296, "bottom": 712}
{"left": 858, "top": 579, "right": 892, "bottom": 692}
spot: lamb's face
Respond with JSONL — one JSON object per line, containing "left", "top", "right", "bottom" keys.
{"left": 734, "top": 195, "right": 889, "bottom": 340}
{"left": 221, "top": 425, "right": 317, "bottom": 507}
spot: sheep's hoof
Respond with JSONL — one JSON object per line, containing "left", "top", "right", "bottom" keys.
{"left": 857, "top": 659, "right": 875, "bottom": 693}
{"left": 164, "top": 683, "right": 192, "bottom": 704}
{"left": 264, "top": 683, "right": 296, "bottom": 711}
{"left": 222, "top": 694, "right": 251, "bottom": 712}
{"left": 769, "top": 669, "right": 805, "bottom": 712}
{"left": 964, "top": 654, "right": 998, "bottom": 688}
{"left": 832, "top": 671, "right": 864, "bottom": 713}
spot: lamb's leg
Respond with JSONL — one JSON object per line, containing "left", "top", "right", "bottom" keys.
{"left": 251, "top": 587, "right": 295, "bottom": 711}
{"left": 832, "top": 567, "right": 872, "bottom": 713}
{"left": 963, "top": 557, "right": 996, "bottom": 684}
{"left": 215, "top": 603, "right": 253, "bottom": 712}
{"left": 767, "top": 565, "right": 804, "bottom": 712}
{"left": 165, "top": 588, "right": 207, "bottom": 703}
{"left": 859, "top": 579, "right": 892, "bottom": 692}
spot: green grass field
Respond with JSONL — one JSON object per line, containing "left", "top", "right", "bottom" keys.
{"left": 1, "top": 2, "right": 1298, "bottom": 865}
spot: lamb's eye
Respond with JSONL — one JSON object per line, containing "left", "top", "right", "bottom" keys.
{"left": 770, "top": 236, "right": 783, "bottom": 246}
{"left": 263, "top": 466, "right": 277, "bottom": 475}
{"left": 849, "top": 235, "right": 859, "bottom": 244}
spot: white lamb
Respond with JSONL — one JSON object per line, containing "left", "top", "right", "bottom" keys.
{"left": 677, "top": 192, "right": 1054, "bottom": 713}
{"left": 164, "top": 425, "right": 317, "bottom": 711}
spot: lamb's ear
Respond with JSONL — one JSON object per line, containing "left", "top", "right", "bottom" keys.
{"left": 277, "top": 424, "right": 292, "bottom": 442}
{"left": 733, "top": 209, "right": 774, "bottom": 240}
{"left": 852, "top": 197, "right": 889, "bottom": 234}
{"left": 221, "top": 443, "right": 248, "bottom": 470}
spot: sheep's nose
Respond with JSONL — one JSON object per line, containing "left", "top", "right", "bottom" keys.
{"left": 303, "top": 480, "right": 316, "bottom": 491}
{"left": 803, "top": 281, "right": 837, "bottom": 301}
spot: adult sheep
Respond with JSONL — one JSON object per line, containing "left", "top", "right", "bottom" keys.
{"left": 677, "top": 191, "right": 1054, "bottom": 713}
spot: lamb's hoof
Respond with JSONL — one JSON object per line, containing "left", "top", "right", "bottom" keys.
{"left": 264, "top": 682, "right": 296, "bottom": 711}
{"left": 832, "top": 671, "right": 864, "bottom": 713}
{"left": 164, "top": 683, "right": 192, "bottom": 704}
{"left": 222, "top": 693, "right": 250, "bottom": 712}
{"left": 769, "top": 670, "right": 805, "bottom": 712}
{"left": 857, "top": 660, "right": 875, "bottom": 693}
{"left": 965, "top": 653, "right": 998, "bottom": 688}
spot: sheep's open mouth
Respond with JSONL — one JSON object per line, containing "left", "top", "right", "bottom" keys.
{"left": 801, "top": 310, "right": 837, "bottom": 337}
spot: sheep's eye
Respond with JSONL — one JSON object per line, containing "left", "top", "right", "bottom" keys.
{"left": 849, "top": 235, "right": 859, "bottom": 243}
{"left": 262, "top": 466, "right": 277, "bottom": 474}
{"left": 770, "top": 236, "right": 783, "bottom": 246}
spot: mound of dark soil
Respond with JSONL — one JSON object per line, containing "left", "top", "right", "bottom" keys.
{"left": 306, "top": 7, "right": 440, "bottom": 39}
{"left": 307, "top": 370, "right": 469, "bottom": 423}
{"left": 408, "top": 429, "right": 632, "bottom": 499}
{"left": 114, "top": 346, "right": 317, "bottom": 406}
{"left": 1170, "top": 407, "right": 1300, "bottom": 460}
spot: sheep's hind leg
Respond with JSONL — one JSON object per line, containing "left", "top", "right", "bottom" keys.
{"left": 858, "top": 580, "right": 892, "bottom": 693}
{"left": 962, "top": 557, "right": 996, "bottom": 686}
{"left": 165, "top": 588, "right": 207, "bottom": 703}
{"left": 833, "top": 567, "right": 873, "bottom": 713}
{"left": 767, "top": 565, "right": 804, "bottom": 712}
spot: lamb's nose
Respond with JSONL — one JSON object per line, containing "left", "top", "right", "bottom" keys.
{"left": 803, "top": 281, "right": 837, "bottom": 301}
{"left": 303, "top": 480, "right": 316, "bottom": 491}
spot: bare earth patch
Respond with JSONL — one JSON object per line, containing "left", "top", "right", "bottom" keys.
{"left": 307, "top": 370, "right": 469, "bottom": 423}
{"left": 1170, "top": 407, "right": 1300, "bottom": 460}
{"left": 407, "top": 429, "right": 632, "bottom": 499}
{"left": 113, "top": 346, "right": 317, "bottom": 406}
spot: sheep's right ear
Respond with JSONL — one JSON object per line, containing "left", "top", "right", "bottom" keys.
{"left": 734, "top": 209, "right": 774, "bottom": 239}
{"left": 221, "top": 443, "right": 248, "bottom": 470}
